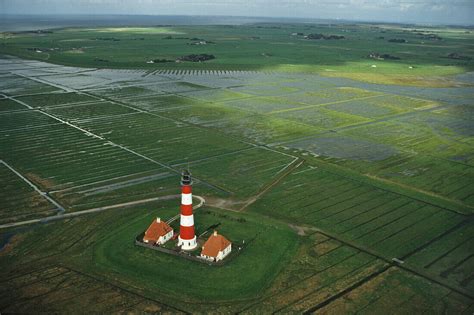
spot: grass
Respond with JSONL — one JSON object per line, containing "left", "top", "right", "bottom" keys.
{"left": 316, "top": 266, "right": 472, "bottom": 314}
{"left": 160, "top": 101, "right": 317, "bottom": 143}
{"left": 0, "top": 202, "right": 299, "bottom": 309}
{"left": 76, "top": 112, "right": 251, "bottom": 166}
{"left": 188, "top": 147, "right": 295, "bottom": 198}
{"left": 51, "top": 170, "right": 181, "bottom": 210}
{"left": 0, "top": 266, "right": 179, "bottom": 313}
{"left": 242, "top": 233, "right": 387, "bottom": 313}
{"left": 90, "top": 207, "right": 298, "bottom": 301}
{"left": 248, "top": 165, "right": 467, "bottom": 261}
{"left": 15, "top": 92, "right": 98, "bottom": 108}
{"left": 44, "top": 101, "right": 137, "bottom": 121}
{"left": 0, "top": 98, "right": 28, "bottom": 111}
{"left": 1, "top": 28, "right": 474, "bottom": 312}
{"left": 406, "top": 221, "right": 474, "bottom": 293}
{"left": 0, "top": 121, "right": 160, "bottom": 192}
{"left": 0, "top": 163, "right": 57, "bottom": 224}
{"left": 0, "top": 110, "right": 59, "bottom": 131}
{"left": 1, "top": 23, "right": 473, "bottom": 87}
{"left": 0, "top": 74, "right": 60, "bottom": 95}
{"left": 3, "top": 220, "right": 470, "bottom": 312}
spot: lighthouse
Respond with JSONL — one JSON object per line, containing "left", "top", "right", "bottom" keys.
{"left": 178, "top": 169, "right": 197, "bottom": 250}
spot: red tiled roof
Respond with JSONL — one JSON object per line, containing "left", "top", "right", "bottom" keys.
{"left": 201, "top": 232, "right": 231, "bottom": 257}
{"left": 143, "top": 218, "right": 173, "bottom": 243}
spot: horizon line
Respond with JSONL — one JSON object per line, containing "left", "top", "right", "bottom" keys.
{"left": 0, "top": 13, "right": 473, "bottom": 28}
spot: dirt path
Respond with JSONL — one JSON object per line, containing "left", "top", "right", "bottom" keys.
{"left": 239, "top": 158, "right": 304, "bottom": 211}
{"left": 0, "top": 194, "right": 205, "bottom": 230}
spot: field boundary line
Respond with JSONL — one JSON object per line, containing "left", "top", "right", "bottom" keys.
{"left": 239, "top": 158, "right": 304, "bottom": 211}
{"left": 440, "top": 253, "right": 474, "bottom": 279}
{"left": 59, "top": 265, "right": 190, "bottom": 314}
{"left": 49, "top": 169, "right": 164, "bottom": 194}
{"left": 41, "top": 99, "right": 108, "bottom": 110}
{"left": 268, "top": 94, "right": 386, "bottom": 115}
{"left": 0, "top": 264, "right": 61, "bottom": 284}
{"left": 171, "top": 147, "right": 256, "bottom": 167}
{"left": 401, "top": 216, "right": 473, "bottom": 262}
{"left": 338, "top": 200, "right": 412, "bottom": 234}
{"left": 1, "top": 94, "right": 33, "bottom": 109}
{"left": 226, "top": 199, "right": 474, "bottom": 301}
{"left": 5, "top": 78, "right": 247, "bottom": 198}
{"left": 89, "top": 88, "right": 300, "bottom": 160}
{"left": 276, "top": 258, "right": 385, "bottom": 313}
{"left": 274, "top": 101, "right": 444, "bottom": 147}
{"left": 0, "top": 160, "right": 65, "bottom": 213}
{"left": 1, "top": 269, "right": 73, "bottom": 295}
{"left": 12, "top": 72, "right": 74, "bottom": 92}
{"left": 289, "top": 184, "right": 368, "bottom": 218}
{"left": 80, "top": 79, "right": 186, "bottom": 93}
{"left": 303, "top": 226, "right": 474, "bottom": 299}
{"left": 365, "top": 174, "right": 474, "bottom": 215}
{"left": 38, "top": 109, "right": 105, "bottom": 140}
{"left": 0, "top": 195, "right": 205, "bottom": 230}
{"left": 35, "top": 106, "right": 230, "bottom": 194}
{"left": 0, "top": 121, "right": 62, "bottom": 133}
{"left": 31, "top": 68, "right": 98, "bottom": 78}
{"left": 302, "top": 188, "right": 375, "bottom": 219}
{"left": 235, "top": 248, "right": 364, "bottom": 313}
{"left": 307, "top": 162, "right": 472, "bottom": 216}
{"left": 332, "top": 196, "right": 405, "bottom": 228}
{"left": 88, "top": 88, "right": 300, "bottom": 163}
{"left": 302, "top": 266, "right": 392, "bottom": 314}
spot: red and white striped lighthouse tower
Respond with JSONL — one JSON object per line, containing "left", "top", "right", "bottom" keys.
{"left": 178, "top": 169, "right": 197, "bottom": 250}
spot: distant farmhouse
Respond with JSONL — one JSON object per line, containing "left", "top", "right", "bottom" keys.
{"left": 200, "top": 231, "right": 232, "bottom": 262}
{"left": 143, "top": 217, "right": 174, "bottom": 245}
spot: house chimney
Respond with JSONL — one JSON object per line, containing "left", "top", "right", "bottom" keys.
{"left": 213, "top": 230, "right": 217, "bottom": 236}
{"left": 156, "top": 217, "right": 161, "bottom": 223}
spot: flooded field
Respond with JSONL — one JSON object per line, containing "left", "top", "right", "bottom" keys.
{"left": 1, "top": 55, "right": 473, "bottom": 209}
{"left": 1, "top": 54, "right": 473, "bottom": 313}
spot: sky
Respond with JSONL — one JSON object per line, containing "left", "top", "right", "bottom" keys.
{"left": 1, "top": 0, "right": 473, "bottom": 25}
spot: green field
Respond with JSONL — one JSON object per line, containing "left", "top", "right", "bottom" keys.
{"left": 1, "top": 21, "right": 474, "bottom": 313}
{"left": 0, "top": 203, "right": 299, "bottom": 313}
{"left": 1, "top": 23, "right": 474, "bottom": 87}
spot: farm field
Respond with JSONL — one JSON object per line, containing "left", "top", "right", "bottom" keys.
{"left": 0, "top": 162, "right": 57, "bottom": 224}
{"left": 1, "top": 23, "right": 474, "bottom": 87}
{"left": 1, "top": 21, "right": 474, "bottom": 314}
{"left": 240, "top": 233, "right": 471, "bottom": 314}
{"left": 0, "top": 266, "right": 182, "bottom": 313}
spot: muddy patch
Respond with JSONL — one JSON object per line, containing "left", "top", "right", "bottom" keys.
{"left": 25, "top": 173, "right": 56, "bottom": 190}
{"left": 204, "top": 196, "right": 247, "bottom": 211}
{"left": 288, "top": 136, "right": 397, "bottom": 162}
{"left": 0, "top": 233, "right": 25, "bottom": 256}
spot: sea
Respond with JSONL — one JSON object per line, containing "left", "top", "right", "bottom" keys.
{"left": 0, "top": 14, "right": 339, "bottom": 32}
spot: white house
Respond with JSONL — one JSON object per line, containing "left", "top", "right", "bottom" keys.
{"left": 200, "top": 231, "right": 232, "bottom": 262}
{"left": 143, "top": 217, "right": 173, "bottom": 245}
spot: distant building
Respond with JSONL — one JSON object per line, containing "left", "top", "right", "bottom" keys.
{"left": 200, "top": 231, "right": 232, "bottom": 262}
{"left": 143, "top": 217, "right": 173, "bottom": 245}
